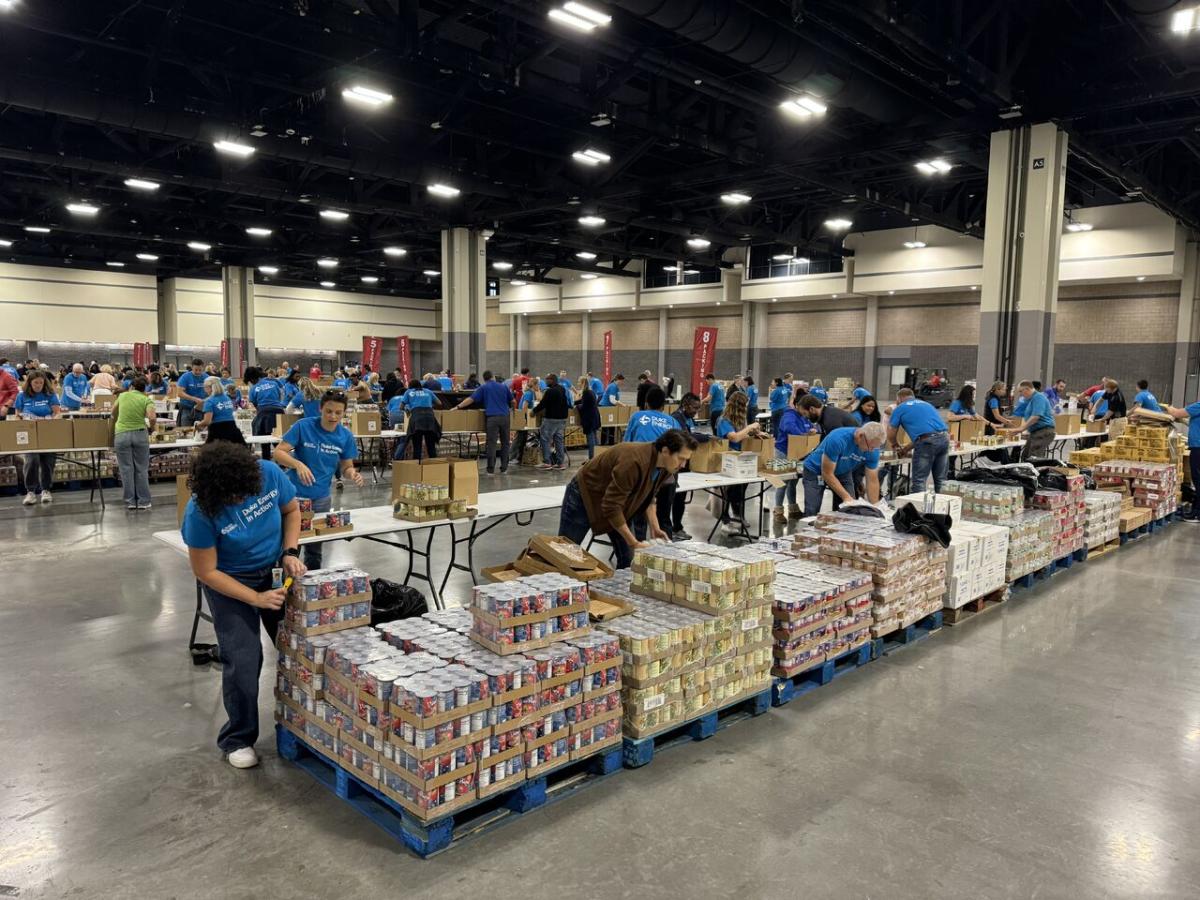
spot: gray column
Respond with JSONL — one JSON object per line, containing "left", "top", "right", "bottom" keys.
{"left": 740, "top": 302, "right": 752, "bottom": 375}
{"left": 156, "top": 277, "right": 178, "bottom": 362}
{"left": 977, "top": 123, "right": 1068, "bottom": 388}
{"left": 1172, "top": 242, "right": 1200, "bottom": 406}
{"left": 25, "top": 341, "right": 38, "bottom": 364}
{"left": 221, "top": 266, "right": 256, "bottom": 372}
{"left": 509, "top": 317, "right": 517, "bottom": 376}
{"left": 863, "top": 296, "right": 879, "bottom": 394}
{"left": 751, "top": 302, "right": 768, "bottom": 380}
{"left": 440, "top": 227, "right": 487, "bottom": 374}
{"left": 658, "top": 309, "right": 667, "bottom": 380}
{"left": 515, "top": 314, "right": 529, "bottom": 371}
{"left": 581, "top": 312, "right": 590, "bottom": 380}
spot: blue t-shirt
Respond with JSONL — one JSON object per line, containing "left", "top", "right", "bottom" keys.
{"left": 804, "top": 426, "right": 879, "bottom": 477}
{"left": 1013, "top": 391, "right": 1055, "bottom": 430}
{"left": 589, "top": 377, "right": 604, "bottom": 396}
{"left": 332, "top": 378, "right": 351, "bottom": 390}
{"left": 181, "top": 459, "right": 297, "bottom": 573}
{"left": 15, "top": 391, "right": 58, "bottom": 419}
{"left": 422, "top": 378, "right": 442, "bottom": 391}
{"left": 949, "top": 400, "right": 975, "bottom": 416}
{"left": 472, "top": 381, "right": 513, "bottom": 417}
{"left": 852, "top": 410, "right": 865, "bottom": 426}
{"left": 852, "top": 386, "right": 870, "bottom": 402}
{"left": 386, "top": 396, "right": 406, "bottom": 426}
{"left": 714, "top": 418, "right": 744, "bottom": 450}
{"left": 0, "top": 364, "right": 17, "bottom": 381}
{"left": 203, "top": 394, "right": 235, "bottom": 423}
{"left": 250, "top": 380, "right": 285, "bottom": 410}
{"left": 401, "top": 388, "right": 434, "bottom": 409}
{"left": 809, "top": 386, "right": 829, "bottom": 402}
{"left": 624, "top": 410, "right": 676, "bottom": 443}
{"left": 1186, "top": 401, "right": 1200, "bottom": 448}
{"left": 146, "top": 381, "right": 168, "bottom": 396}
{"left": 1133, "top": 390, "right": 1161, "bottom": 413}
{"left": 438, "top": 376, "right": 453, "bottom": 390}
{"left": 707, "top": 382, "right": 726, "bottom": 413}
{"left": 1091, "top": 394, "right": 1109, "bottom": 417}
{"left": 601, "top": 382, "right": 621, "bottom": 407}
{"left": 221, "top": 378, "right": 243, "bottom": 405}
{"left": 281, "top": 418, "right": 358, "bottom": 501}
{"left": 769, "top": 386, "right": 791, "bottom": 412}
{"left": 518, "top": 388, "right": 536, "bottom": 410}
{"left": 889, "top": 399, "right": 948, "bottom": 439}
{"left": 177, "top": 371, "right": 206, "bottom": 409}
{"left": 987, "top": 396, "right": 999, "bottom": 412}
{"left": 61, "top": 373, "right": 91, "bottom": 409}
{"left": 774, "top": 408, "right": 814, "bottom": 453}
{"left": 281, "top": 381, "right": 300, "bottom": 405}
{"left": 746, "top": 385, "right": 759, "bottom": 408}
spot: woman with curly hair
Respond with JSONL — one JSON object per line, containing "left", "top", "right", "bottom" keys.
{"left": 181, "top": 442, "right": 305, "bottom": 769}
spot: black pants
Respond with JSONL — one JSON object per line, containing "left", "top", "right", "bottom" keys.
{"left": 656, "top": 482, "right": 680, "bottom": 533}
{"left": 709, "top": 411, "right": 721, "bottom": 431}
{"left": 1190, "top": 449, "right": 1200, "bottom": 518}
{"left": 252, "top": 408, "right": 280, "bottom": 460}
{"left": 484, "top": 414, "right": 510, "bottom": 472}
{"left": 411, "top": 429, "right": 439, "bottom": 461}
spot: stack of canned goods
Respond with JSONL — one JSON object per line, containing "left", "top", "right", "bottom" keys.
{"left": 298, "top": 497, "right": 314, "bottom": 533}
{"left": 468, "top": 573, "right": 591, "bottom": 649}
{"left": 286, "top": 567, "right": 372, "bottom": 633}
{"left": 319, "top": 509, "right": 353, "bottom": 529}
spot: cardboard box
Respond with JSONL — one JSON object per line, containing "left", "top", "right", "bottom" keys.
{"left": 1055, "top": 412, "right": 1082, "bottom": 435}
{"left": 391, "top": 457, "right": 477, "bottom": 505}
{"left": 741, "top": 436, "right": 775, "bottom": 469}
{"left": 720, "top": 451, "right": 760, "bottom": 479}
{"left": 461, "top": 409, "right": 485, "bottom": 433}
{"left": 0, "top": 419, "right": 37, "bottom": 452}
{"left": 35, "top": 419, "right": 74, "bottom": 451}
{"left": 272, "top": 411, "right": 303, "bottom": 437}
{"left": 688, "top": 438, "right": 728, "bottom": 473}
{"left": 955, "top": 419, "right": 985, "bottom": 443}
{"left": 72, "top": 417, "right": 114, "bottom": 449}
{"left": 512, "top": 534, "right": 614, "bottom": 581}
{"left": 567, "top": 409, "right": 580, "bottom": 427}
{"left": 351, "top": 410, "right": 382, "bottom": 436}
{"left": 599, "top": 407, "right": 623, "bottom": 428}
{"left": 511, "top": 409, "right": 533, "bottom": 430}
{"left": 616, "top": 405, "right": 632, "bottom": 425}
{"left": 786, "top": 434, "right": 820, "bottom": 460}
{"left": 92, "top": 393, "right": 117, "bottom": 412}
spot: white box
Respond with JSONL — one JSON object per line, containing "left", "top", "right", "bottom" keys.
{"left": 720, "top": 452, "right": 759, "bottom": 479}
{"left": 894, "top": 492, "right": 963, "bottom": 522}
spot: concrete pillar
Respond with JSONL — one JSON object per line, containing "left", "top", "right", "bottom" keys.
{"left": 977, "top": 123, "right": 1068, "bottom": 388}
{"left": 740, "top": 302, "right": 752, "bottom": 375}
{"left": 221, "top": 266, "right": 256, "bottom": 373}
{"left": 658, "top": 309, "right": 668, "bottom": 381}
{"left": 509, "top": 317, "right": 517, "bottom": 376}
{"left": 25, "top": 341, "right": 38, "bottom": 364}
{"left": 441, "top": 227, "right": 487, "bottom": 374}
{"left": 515, "top": 314, "right": 529, "bottom": 370}
{"left": 581, "top": 312, "right": 590, "bottom": 381}
{"left": 863, "top": 296, "right": 879, "bottom": 394}
{"left": 1172, "top": 242, "right": 1200, "bottom": 405}
{"left": 751, "top": 302, "right": 768, "bottom": 380}
{"left": 156, "top": 278, "right": 178, "bottom": 363}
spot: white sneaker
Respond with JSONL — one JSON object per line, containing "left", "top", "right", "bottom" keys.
{"left": 137, "top": 503, "right": 152, "bottom": 510}
{"left": 722, "top": 522, "right": 744, "bottom": 536}
{"left": 39, "top": 491, "right": 51, "bottom": 505}
{"left": 226, "top": 747, "right": 259, "bottom": 769}
{"left": 22, "top": 492, "right": 36, "bottom": 506}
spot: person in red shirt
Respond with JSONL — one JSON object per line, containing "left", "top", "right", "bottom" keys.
{"left": 308, "top": 363, "right": 322, "bottom": 380}
{"left": 511, "top": 367, "right": 530, "bottom": 400}
{"left": 0, "top": 367, "right": 17, "bottom": 417}
{"left": 1082, "top": 378, "right": 1107, "bottom": 400}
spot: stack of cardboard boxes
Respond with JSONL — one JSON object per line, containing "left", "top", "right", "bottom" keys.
{"left": 1000, "top": 510, "right": 1055, "bottom": 581}
{"left": 939, "top": 481, "right": 1052, "bottom": 581}
{"left": 1030, "top": 483, "right": 1086, "bottom": 562}
{"left": 1093, "top": 459, "right": 1178, "bottom": 527}
{"left": 0, "top": 416, "right": 115, "bottom": 452}
{"left": 1083, "top": 490, "right": 1122, "bottom": 550}
{"left": 944, "top": 521, "right": 1009, "bottom": 609}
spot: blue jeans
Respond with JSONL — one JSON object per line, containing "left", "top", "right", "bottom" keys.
{"left": 909, "top": 430, "right": 950, "bottom": 493}
{"left": 303, "top": 495, "right": 332, "bottom": 570}
{"left": 773, "top": 448, "right": 797, "bottom": 509}
{"left": 540, "top": 418, "right": 566, "bottom": 466}
{"left": 178, "top": 403, "right": 201, "bottom": 427}
{"left": 115, "top": 429, "right": 151, "bottom": 507}
{"left": 204, "top": 567, "right": 283, "bottom": 753}
{"left": 585, "top": 429, "right": 597, "bottom": 460}
{"left": 1191, "top": 449, "right": 1200, "bottom": 518}
{"left": 558, "top": 478, "right": 638, "bottom": 569}
{"left": 391, "top": 434, "right": 409, "bottom": 460}
{"left": 22, "top": 453, "right": 56, "bottom": 494}
{"left": 802, "top": 467, "right": 855, "bottom": 517}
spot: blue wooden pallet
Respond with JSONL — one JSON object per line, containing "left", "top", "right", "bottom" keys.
{"left": 1119, "top": 524, "right": 1151, "bottom": 544}
{"left": 771, "top": 642, "right": 873, "bottom": 707}
{"left": 622, "top": 686, "right": 772, "bottom": 768}
{"left": 1010, "top": 561, "right": 1054, "bottom": 591}
{"left": 276, "top": 725, "right": 622, "bottom": 858}
{"left": 1051, "top": 547, "right": 1089, "bottom": 574}
{"left": 873, "top": 610, "right": 943, "bottom": 654}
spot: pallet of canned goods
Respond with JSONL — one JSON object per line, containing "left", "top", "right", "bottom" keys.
{"left": 468, "top": 573, "right": 591, "bottom": 655}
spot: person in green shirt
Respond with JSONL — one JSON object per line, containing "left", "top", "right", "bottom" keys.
{"left": 112, "top": 375, "right": 157, "bottom": 510}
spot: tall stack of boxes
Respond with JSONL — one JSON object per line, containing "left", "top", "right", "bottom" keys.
{"left": 1093, "top": 459, "right": 1178, "bottom": 524}
{"left": 941, "top": 481, "right": 1052, "bottom": 580}
{"left": 1029, "top": 471, "right": 1087, "bottom": 561}
{"left": 1083, "top": 490, "right": 1122, "bottom": 549}
{"left": 944, "top": 522, "right": 1009, "bottom": 609}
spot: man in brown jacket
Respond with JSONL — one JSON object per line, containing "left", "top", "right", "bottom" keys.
{"left": 558, "top": 430, "right": 697, "bottom": 568}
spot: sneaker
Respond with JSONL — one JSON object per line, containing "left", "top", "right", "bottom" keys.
{"left": 22, "top": 492, "right": 36, "bottom": 506}
{"left": 127, "top": 505, "right": 137, "bottom": 511}
{"left": 137, "top": 503, "right": 152, "bottom": 510}
{"left": 499, "top": 469, "right": 509, "bottom": 475}
{"left": 672, "top": 528, "right": 692, "bottom": 541}
{"left": 39, "top": 491, "right": 51, "bottom": 505}
{"left": 485, "top": 470, "right": 495, "bottom": 476}
{"left": 226, "top": 746, "right": 259, "bottom": 769}
{"left": 335, "top": 479, "right": 344, "bottom": 490}
{"left": 721, "top": 521, "right": 744, "bottom": 536}
{"left": 773, "top": 508, "right": 787, "bottom": 526}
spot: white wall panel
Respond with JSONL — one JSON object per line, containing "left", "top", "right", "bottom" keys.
{"left": 0, "top": 262, "right": 158, "bottom": 342}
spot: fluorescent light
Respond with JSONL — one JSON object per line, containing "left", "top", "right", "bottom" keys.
{"left": 124, "top": 178, "right": 161, "bottom": 191}
{"left": 245, "top": 227, "right": 272, "bottom": 237}
{"left": 106, "top": 261, "right": 125, "bottom": 267}
{"left": 320, "top": 281, "right": 336, "bottom": 288}
{"left": 903, "top": 240, "right": 927, "bottom": 249}
{"left": 1137, "top": 275, "right": 1147, "bottom": 281}
{"left": 662, "top": 265, "right": 679, "bottom": 272}
{"left": 509, "top": 280, "right": 528, "bottom": 287}
{"left": 383, "top": 246, "right": 407, "bottom": 257}
{"left": 319, "top": 209, "right": 349, "bottom": 221}
{"left": 771, "top": 253, "right": 792, "bottom": 261}
{"left": 771, "top": 298, "right": 777, "bottom": 303}
{"left": 572, "top": 148, "right": 611, "bottom": 165}
{"left": 0, "top": 1, "right": 19, "bottom": 11}
{"left": 136, "top": 253, "right": 159, "bottom": 261}
{"left": 342, "top": 85, "right": 394, "bottom": 107}
{"left": 970, "top": 285, "right": 978, "bottom": 291}
{"left": 682, "top": 269, "right": 699, "bottom": 275}
{"left": 361, "top": 275, "right": 379, "bottom": 284}
{"left": 66, "top": 202, "right": 99, "bottom": 216}
{"left": 213, "top": 140, "right": 255, "bottom": 157}
{"left": 493, "top": 262, "right": 514, "bottom": 271}
{"left": 24, "top": 226, "right": 50, "bottom": 233}
{"left": 258, "top": 266, "right": 279, "bottom": 275}
{"left": 548, "top": 2, "right": 611, "bottom": 30}
{"left": 580, "top": 273, "right": 599, "bottom": 280}
{"left": 578, "top": 215, "right": 606, "bottom": 227}
{"left": 423, "top": 269, "right": 440, "bottom": 277}
{"left": 824, "top": 218, "right": 853, "bottom": 230}
{"left": 427, "top": 183, "right": 461, "bottom": 198}
{"left": 793, "top": 256, "right": 810, "bottom": 264}
{"left": 316, "top": 258, "right": 339, "bottom": 268}
{"left": 720, "top": 192, "right": 752, "bottom": 205}
{"left": 1066, "top": 221, "right": 1093, "bottom": 232}
{"left": 1172, "top": 8, "right": 1199, "bottom": 32}
{"left": 187, "top": 241, "right": 212, "bottom": 251}
{"left": 686, "top": 237, "right": 711, "bottom": 249}
{"left": 576, "top": 251, "right": 597, "bottom": 260}
{"left": 780, "top": 94, "right": 827, "bottom": 119}
{"left": 0, "top": 239, "right": 11, "bottom": 248}
{"left": 915, "top": 159, "right": 952, "bottom": 175}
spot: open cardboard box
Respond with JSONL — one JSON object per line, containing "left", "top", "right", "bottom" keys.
{"left": 512, "top": 534, "right": 614, "bottom": 582}
{"left": 391, "top": 457, "right": 478, "bottom": 505}
{"left": 688, "top": 438, "right": 728, "bottom": 473}
{"left": 786, "top": 434, "right": 819, "bottom": 460}
{"left": 0, "top": 420, "right": 37, "bottom": 452}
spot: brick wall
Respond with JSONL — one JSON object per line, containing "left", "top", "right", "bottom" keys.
{"left": 590, "top": 313, "right": 660, "bottom": 352}
{"left": 878, "top": 295, "right": 980, "bottom": 346}
{"left": 763, "top": 303, "right": 866, "bottom": 348}
{"left": 527, "top": 318, "right": 584, "bottom": 379}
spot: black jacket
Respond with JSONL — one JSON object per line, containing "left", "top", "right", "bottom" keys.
{"left": 382, "top": 375, "right": 400, "bottom": 402}
{"left": 578, "top": 388, "right": 601, "bottom": 433}
{"left": 671, "top": 409, "right": 711, "bottom": 443}
{"left": 1103, "top": 389, "right": 1127, "bottom": 419}
{"left": 819, "top": 406, "right": 858, "bottom": 434}
{"left": 533, "top": 384, "right": 570, "bottom": 420}
{"left": 636, "top": 380, "right": 652, "bottom": 410}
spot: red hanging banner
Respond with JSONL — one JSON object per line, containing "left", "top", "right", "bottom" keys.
{"left": 690, "top": 326, "right": 719, "bottom": 396}
{"left": 132, "top": 342, "right": 151, "bottom": 368}
{"left": 362, "top": 335, "right": 382, "bottom": 373}
{"left": 220, "top": 339, "right": 229, "bottom": 369}
{"left": 397, "top": 335, "right": 413, "bottom": 384}
{"left": 602, "top": 331, "right": 613, "bottom": 385}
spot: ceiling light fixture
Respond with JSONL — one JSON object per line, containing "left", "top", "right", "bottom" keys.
{"left": 686, "top": 237, "right": 711, "bottom": 250}
{"left": 106, "top": 261, "right": 125, "bottom": 267}
{"left": 576, "top": 251, "right": 598, "bottom": 260}
{"left": 824, "top": 218, "right": 853, "bottom": 230}
{"left": 771, "top": 253, "right": 791, "bottom": 261}
{"left": 580, "top": 273, "right": 599, "bottom": 280}
{"left": 572, "top": 148, "right": 612, "bottom": 166}
{"left": 258, "top": 266, "right": 279, "bottom": 275}
{"left": 493, "top": 261, "right": 513, "bottom": 271}
{"left": 1137, "top": 275, "right": 1147, "bottom": 281}
{"left": 548, "top": 2, "right": 611, "bottom": 31}
{"left": 720, "top": 192, "right": 752, "bottom": 205}
{"left": 578, "top": 215, "right": 606, "bottom": 227}
{"left": 187, "top": 241, "right": 212, "bottom": 251}
{"left": 124, "top": 178, "right": 161, "bottom": 191}
{"left": 423, "top": 269, "right": 441, "bottom": 277}
{"left": 136, "top": 253, "right": 159, "bottom": 261}
{"left": 1172, "top": 7, "right": 1200, "bottom": 32}
{"left": 779, "top": 93, "right": 828, "bottom": 119}
{"left": 24, "top": 226, "right": 50, "bottom": 234}
{"left": 663, "top": 265, "right": 679, "bottom": 272}
{"left": 903, "top": 240, "right": 927, "bottom": 249}
{"left": 915, "top": 159, "right": 953, "bottom": 175}
{"left": 682, "top": 269, "right": 699, "bottom": 275}
{"left": 427, "top": 183, "right": 461, "bottom": 198}
{"left": 213, "top": 140, "right": 255, "bottom": 157}
{"left": 320, "top": 280, "right": 336, "bottom": 288}
{"left": 0, "top": 239, "right": 12, "bottom": 248}
{"left": 316, "top": 259, "right": 339, "bottom": 269}
{"left": 246, "top": 227, "right": 273, "bottom": 237}
{"left": 320, "top": 209, "right": 350, "bottom": 221}
{"left": 342, "top": 85, "right": 394, "bottom": 107}
{"left": 0, "top": 0, "right": 19, "bottom": 11}
{"left": 66, "top": 202, "right": 99, "bottom": 216}
{"left": 970, "top": 285, "right": 979, "bottom": 291}
{"left": 361, "top": 275, "right": 379, "bottom": 283}
{"left": 510, "top": 280, "right": 527, "bottom": 287}
{"left": 1066, "top": 221, "right": 1093, "bottom": 232}
{"left": 383, "top": 246, "right": 407, "bottom": 257}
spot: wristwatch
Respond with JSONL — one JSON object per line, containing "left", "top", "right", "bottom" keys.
{"left": 284, "top": 547, "right": 301, "bottom": 559}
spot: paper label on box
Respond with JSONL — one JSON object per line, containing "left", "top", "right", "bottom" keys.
{"left": 690, "top": 579, "right": 712, "bottom": 594}
{"left": 368, "top": 421, "right": 377, "bottom": 433}
{"left": 16, "top": 432, "right": 29, "bottom": 446}
{"left": 643, "top": 694, "right": 666, "bottom": 711}
{"left": 741, "top": 617, "right": 759, "bottom": 631}
{"left": 647, "top": 568, "right": 666, "bottom": 583}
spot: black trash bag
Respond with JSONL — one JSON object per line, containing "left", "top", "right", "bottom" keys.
{"left": 1037, "top": 469, "right": 1070, "bottom": 493}
{"left": 838, "top": 502, "right": 886, "bottom": 520}
{"left": 892, "top": 502, "right": 952, "bottom": 548}
{"left": 370, "top": 577, "right": 428, "bottom": 626}
{"left": 955, "top": 463, "right": 1040, "bottom": 499}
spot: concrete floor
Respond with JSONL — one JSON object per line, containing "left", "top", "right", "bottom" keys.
{"left": 2, "top": 463, "right": 1199, "bottom": 900}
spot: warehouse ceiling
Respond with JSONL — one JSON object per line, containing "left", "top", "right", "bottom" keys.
{"left": 1, "top": 0, "right": 1199, "bottom": 297}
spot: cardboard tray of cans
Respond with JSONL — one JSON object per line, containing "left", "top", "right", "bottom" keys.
{"left": 468, "top": 574, "right": 592, "bottom": 656}
{"left": 286, "top": 567, "right": 372, "bottom": 635}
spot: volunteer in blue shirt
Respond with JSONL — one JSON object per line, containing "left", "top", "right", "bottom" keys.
{"left": 657, "top": 392, "right": 712, "bottom": 540}
{"left": 400, "top": 379, "right": 442, "bottom": 461}
{"left": 852, "top": 384, "right": 871, "bottom": 405}
{"left": 456, "top": 370, "right": 514, "bottom": 475}
{"left": 808, "top": 380, "right": 829, "bottom": 403}
{"left": 1133, "top": 380, "right": 1162, "bottom": 413}
{"left": 744, "top": 376, "right": 759, "bottom": 420}
{"left": 588, "top": 372, "right": 604, "bottom": 396}
{"left": 772, "top": 393, "right": 823, "bottom": 525}
{"left": 280, "top": 372, "right": 301, "bottom": 410}
{"left": 948, "top": 385, "right": 985, "bottom": 421}
{"left": 713, "top": 392, "right": 763, "bottom": 533}
{"left": 146, "top": 370, "right": 168, "bottom": 396}
{"left": 182, "top": 442, "right": 305, "bottom": 770}
{"left": 1044, "top": 379, "right": 1067, "bottom": 413}
{"left": 851, "top": 395, "right": 881, "bottom": 426}
{"left": 705, "top": 373, "right": 725, "bottom": 430}
{"left": 599, "top": 373, "right": 625, "bottom": 446}
{"left": 332, "top": 371, "right": 352, "bottom": 390}
{"left": 802, "top": 422, "right": 885, "bottom": 517}
{"left": 246, "top": 367, "right": 286, "bottom": 459}
{"left": 198, "top": 376, "right": 244, "bottom": 444}
{"left": 0, "top": 358, "right": 17, "bottom": 381}
{"left": 1167, "top": 401, "right": 1200, "bottom": 520}
{"left": 518, "top": 383, "right": 537, "bottom": 410}
{"left": 624, "top": 387, "right": 677, "bottom": 443}
{"left": 438, "top": 372, "right": 454, "bottom": 391}
{"left": 273, "top": 390, "right": 363, "bottom": 568}
{"left": 176, "top": 358, "right": 207, "bottom": 427}
{"left": 15, "top": 371, "right": 63, "bottom": 506}
{"left": 218, "top": 367, "right": 242, "bottom": 406}
{"left": 1004, "top": 379, "right": 1057, "bottom": 461}
{"left": 61, "top": 363, "right": 91, "bottom": 410}
{"left": 887, "top": 388, "right": 951, "bottom": 493}
{"left": 768, "top": 378, "right": 792, "bottom": 436}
